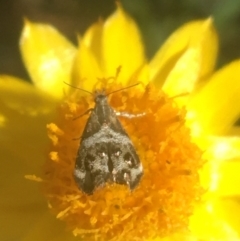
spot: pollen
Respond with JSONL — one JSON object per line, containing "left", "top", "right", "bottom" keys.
{"left": 43, "top": 81, "right": 204, "bottom": 241}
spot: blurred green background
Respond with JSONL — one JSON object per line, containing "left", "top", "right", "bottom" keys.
{"left": 0, "top": 0, "right": 240, "bottom": 81}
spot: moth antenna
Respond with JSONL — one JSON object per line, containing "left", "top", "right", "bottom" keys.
{"left": 107, "top": 83, "right": 139, "bottom": 96}
{"left": 169, "top": 92, "right": 189, "bottom": 99}
{"left": 63, "top": 81, "right": 93, "bottom": 95}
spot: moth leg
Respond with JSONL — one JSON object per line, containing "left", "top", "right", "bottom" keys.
{"left": 73, "top": 108, "right": 94, "bottom": 120}
{"left": 115, "top": 111, "right": 146, "bottom": 119}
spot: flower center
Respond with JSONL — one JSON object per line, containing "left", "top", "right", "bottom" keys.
{"left": 43, "top": 81, "right": 204, "bottom": 241}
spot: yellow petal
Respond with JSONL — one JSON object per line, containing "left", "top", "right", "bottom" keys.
{"left": 198, "top": 136, "right": 240, "bottom": 192}
{"left": 0, "top": 76, "right": 60, "bottom": 240}
{"left": 23, "top": 212, "right": 76, "bottom": 241}
{"left": 150, "top": 18, "right": 218, "bottom": 90}
{"left": 206, "top": 136, "right": 240, "bottom": 162}
{"left": 0, "top": 109, "right": 52, "bottom": 204}
{"left": 71, "top": 37, "right": 102, "bottom": 90}
{"left": 187, "top": 60, "right": 240, "bottom": 136}
{"left": 214, "top": 198, "right": 240, "bottom": 237}
{"left": 162, "top": 46, "right": 201, "bottom": 99}
{"left": 0, "top": 75, "right": 56, "bottom": 115}
{"left": 190, "top": 202, "right": 240, "bottom": 240}
{"left": 228, "top": 126, "right": 240, "bottom": 136}
{"left": 102, "top": 6, "right": 145, "bottom": 84}
{"left": 20, "top": 20, "right": 77, "bottom": 99}
{"left": 1, "top": 198, "right": 46, "bottom": 241}
{"left": 215, "top": 160, "right": 240, "bottom": 196}
{"left": 0, "top": 124, "right": 50, "bottom": 240}
{"left": 82, "top": 21, "right": 103, "bottom": 67}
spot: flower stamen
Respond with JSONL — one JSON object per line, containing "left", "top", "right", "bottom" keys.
{"left": 40, "top": 80, "right": 204, "bottom": 240}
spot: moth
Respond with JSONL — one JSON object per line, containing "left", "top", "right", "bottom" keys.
{"left": 69, "top": 84, "right": 143, "bottom": 195}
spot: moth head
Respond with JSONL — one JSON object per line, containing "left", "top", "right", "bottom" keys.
{"left": 94, "top": 90, "right": 108, "bottom": 105}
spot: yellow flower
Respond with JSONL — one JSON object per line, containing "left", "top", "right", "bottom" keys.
{"left": 1, "top": 6, "right": 240, "bottom": 241}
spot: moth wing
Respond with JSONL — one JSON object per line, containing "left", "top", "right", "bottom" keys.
{"left": 80, "top": 110, "right": 102, "bottom": 140}
{"left": 109, "top": 142, "right": 143, "bottom": 190}
{"left": 74, "top": 142, "right": 110, "bottom": 194}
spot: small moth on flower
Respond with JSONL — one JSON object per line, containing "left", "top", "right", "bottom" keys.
{"left": 65, "top": 82, "right": 143, "bottom": 194}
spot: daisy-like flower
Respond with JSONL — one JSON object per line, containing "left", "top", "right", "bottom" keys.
{"left": 1, "top": 5, "right": 240, "bottom": 241}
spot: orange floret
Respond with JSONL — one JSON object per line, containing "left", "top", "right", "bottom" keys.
{"left": 43, "top": 81, "right": 204, "bottom": 241}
